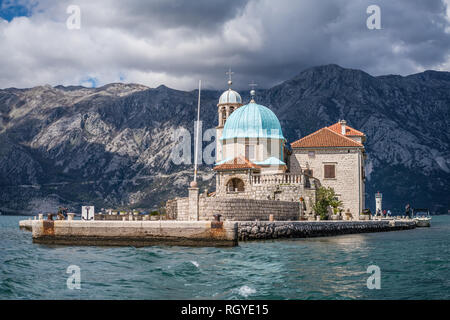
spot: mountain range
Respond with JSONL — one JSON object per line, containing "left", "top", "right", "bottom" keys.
{"left": 0, "top": 64, "right": 449, "bottom": 214}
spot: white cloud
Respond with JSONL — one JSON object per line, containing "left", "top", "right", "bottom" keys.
{"left": 0, "top": 0, "right": 449, "bottom": 90}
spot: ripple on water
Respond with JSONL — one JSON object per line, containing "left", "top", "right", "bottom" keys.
{"left": 235, "top": 285, "right": 257, "bottom": 298}
{"left": 1, "top": 215, "right": 450, "bottom": 299}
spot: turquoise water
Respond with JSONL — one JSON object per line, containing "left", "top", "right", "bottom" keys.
{"left": 0, "top": 215, "right": 449, "bottom": 300}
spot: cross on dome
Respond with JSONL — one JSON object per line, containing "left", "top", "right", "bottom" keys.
{"left": 226, "top": 68, "right": 234, "bottom": 87}
{"left": 218, "top": 69, "right": 242, "bottom": 105}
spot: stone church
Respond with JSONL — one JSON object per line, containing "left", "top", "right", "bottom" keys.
{"left": 166, "top": 75, "right": 366, "bottom": 221}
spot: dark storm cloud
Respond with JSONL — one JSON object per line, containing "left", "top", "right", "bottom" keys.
{"left": 0, "top": 0, "right": 449, "bottom": 89}
{"left": 120, "top": 0, "right": 250, "bottom": 29}
{"left": 225, "top": 0, "right": 450, "bottom": 88}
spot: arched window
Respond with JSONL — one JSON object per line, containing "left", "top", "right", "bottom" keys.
{"left": 221, "top": 110, "right": 227, "bottom": 125}
{"left": 227, "top": 178, "right": 245, "bottom": 192}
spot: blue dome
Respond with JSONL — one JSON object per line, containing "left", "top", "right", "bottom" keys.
{"left": 220, "top": 102, "right": 285, "bottom": 140}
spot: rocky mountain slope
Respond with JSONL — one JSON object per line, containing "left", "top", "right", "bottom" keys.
{"left": 0, "top": 65, "right": 449, "bottom": 214}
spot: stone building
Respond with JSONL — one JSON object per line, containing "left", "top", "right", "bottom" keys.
{"left": 166, "top": 74, "right": 366, "bottom": 221}
{"left": 290, "top": 121, "right": 366, "bottom": 217}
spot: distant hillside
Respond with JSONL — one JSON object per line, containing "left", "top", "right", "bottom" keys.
{"left": 0, "top": 65, "right": 449, "bottom": 214}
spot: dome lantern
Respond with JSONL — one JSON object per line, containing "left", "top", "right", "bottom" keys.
{"left": 218, "top": 89, "right": 242, "bottom": 105}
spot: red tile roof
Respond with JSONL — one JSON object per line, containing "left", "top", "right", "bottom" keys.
{"left": 213, "top": 156, "right": 261, "bottom": 171}
{"left": 328, "top": 122, "right": 365, "bottom": 137}
{"left": 291, "top": 127, "right": 363, "bottom": 148}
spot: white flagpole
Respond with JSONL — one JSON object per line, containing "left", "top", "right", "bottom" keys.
{"left": 194, "top": 80, "right": 201, "bottom": 183}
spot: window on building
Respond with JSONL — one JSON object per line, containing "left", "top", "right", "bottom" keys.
{"left": 222, "top": 110, "right": 226, "bottom": 123}
{"left": 324, "top": 164, "right": 336, "bottom": 179}
{"left": 308, "top": 151, "right": 315, "bottom": 158}
{"left": 245, "top": 144, "right": 255, "bottom": 160}
{"left": 266, "top": 139, "right": 271, "bottom": 158}
{"left": 227, "top": 178, "right": 245, "bottom": 192}
{"left": 304, "top": 169, "right": 313, "bottom": 177}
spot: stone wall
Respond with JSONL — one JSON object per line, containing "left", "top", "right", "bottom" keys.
{"left": 166, "top": 196, "right": 302, "bottom": 221}
{"left": 166, "top": 197, "right": 189, "bottom": 221}
{"left": 237, "top": 220, "right": 416, "bottom": 240}
{"left": 198, "top": 198, "right": 300, "bottom": 221}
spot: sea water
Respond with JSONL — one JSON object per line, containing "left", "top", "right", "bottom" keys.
{"left": 0, "top": 215, "right": 449, "bottom": 299}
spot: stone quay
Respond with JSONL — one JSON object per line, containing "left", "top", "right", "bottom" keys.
{"left": 29, "top": 220, "right": 238, "bottom": 247}
{"left": 20, "top": 217, "right": 416, "bottom": 247}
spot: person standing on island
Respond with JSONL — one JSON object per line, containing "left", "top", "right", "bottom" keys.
{"left": 405, "top": 203, "right": 411, "bottom": 219}
{"left": 57, "top": 207, "right": 65, "bottom": 220}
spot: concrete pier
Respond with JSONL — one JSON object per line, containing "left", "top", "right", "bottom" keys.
{"left": 19, "top": 219, "right": 33, "bottom": 231}
{"left": 30, "top": 220, "right": 238, "bottom": 247}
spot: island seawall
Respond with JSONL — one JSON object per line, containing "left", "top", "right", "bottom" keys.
{"left": 237, "top": 220, "right": 416, "bottom": 241}
{"left": 21, "top": 219, "right": 417, "bottom": 246}
{"left": 30, "top": 220, "right": 238, "bottom": 247}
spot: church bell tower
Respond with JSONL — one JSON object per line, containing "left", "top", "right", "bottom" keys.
{"left": 216, "top": 68, "right": 243, "bottom": 163}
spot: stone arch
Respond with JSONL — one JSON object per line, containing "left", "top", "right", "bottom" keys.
{"left": 226, "top": 177, "right": 245, "bottom": 192}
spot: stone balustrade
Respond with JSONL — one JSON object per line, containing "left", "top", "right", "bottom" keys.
{"left": 251, "top": 173, "right": 303, "bottom": 185}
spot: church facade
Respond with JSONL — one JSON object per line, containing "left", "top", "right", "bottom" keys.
{"left": 166, "top": 76, "right": 366, "bottom": 221}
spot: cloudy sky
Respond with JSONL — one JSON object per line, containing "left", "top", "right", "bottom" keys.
{"left": 1, "top": 0, "right": 449, "bottom": 90}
